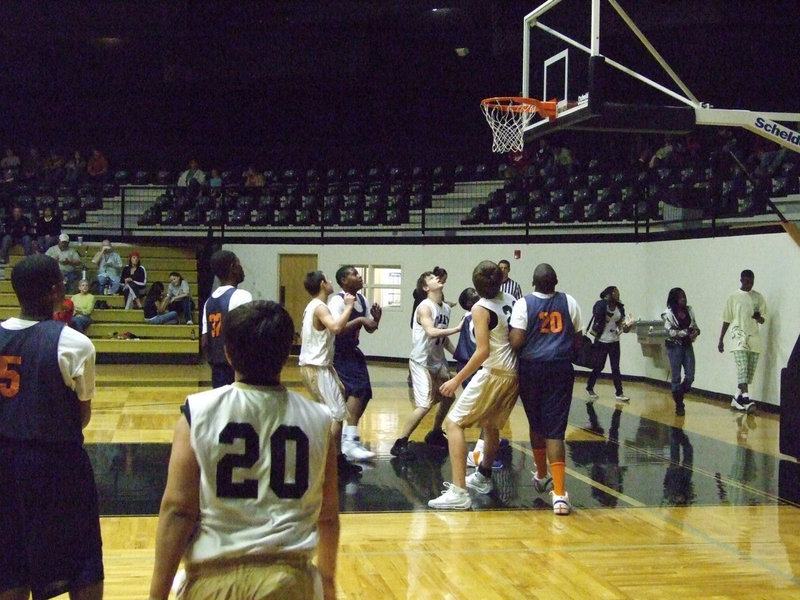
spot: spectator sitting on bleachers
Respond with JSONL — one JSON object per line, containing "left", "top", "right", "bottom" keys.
{"left": 177, "top": 158, "right": 206, "bottom": 200}
{"left": 64, "top": 150, "right": 87, "bottom": 185}
{"left": 143, "top": 281, "right": 179, "bottom": 325}
{"left": 208, "top": 168, "right": 223, "bottom": 197}
{"left": 21, "top": 147, "right": 43, "bottom": 182}
{"left": 36, "top": 205, "right": 62, "bottom": 251}
{"left": 70, "top": 279, "right": 95, "bottom": 333}
{"left": 91, "top": 239, "right": 124, "bottom": 294}
{"left": 649, "top": 135, "right": 675, "bottom": 169}
{"left": 0, "top": 205, "right": 34, "bottom": 263}
{"left": 120, "top": 250, "right": 147, "bottom": 310}
{"left": 44, "top": 148, "right": 66, "bottom": 185}
{"left": 46, "top": 233, "right": 83, "bottom": 293}
{"left": 165, "top": 271, "right": 194, "bottom": 325}
{"left": 1, "top": 148, "right": 20, "bottom": 180}
{"left": 86, "top": 148, "right": 109, "bottom": 184}
{"left": 552, "top": 144, "right": 576, "bottom": 178}
{"left": 243, "top": 165, "right": 265, "bottom": 188}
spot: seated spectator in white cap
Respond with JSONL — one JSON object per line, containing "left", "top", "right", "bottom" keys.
{"left": 45, "top": 233, "right": 83, "bottom": 293}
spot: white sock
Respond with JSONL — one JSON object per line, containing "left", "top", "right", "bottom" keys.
{"left": 473, "top": 438, "right": 485, "bottom": 452}
{"left": 742, "top": 393, "right": 750, "bottom": 399}
{"left": 343, "top": 425, "right": 359, "bottom": 441}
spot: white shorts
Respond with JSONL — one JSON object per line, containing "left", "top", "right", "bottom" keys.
{"left": 447, "top": 368, "right": 518, "bottom": 429}
{"left": 299, "top": 365, "right": 346, "bottom": 421}
{"left": 409, "top": 360, "right": 451, "bottom": 409}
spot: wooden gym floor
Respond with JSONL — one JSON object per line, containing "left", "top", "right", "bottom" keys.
{"left": 70, "top": 361, "right": 800, "bottom": 598}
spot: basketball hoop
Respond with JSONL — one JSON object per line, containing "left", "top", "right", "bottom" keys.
{"left": 480, "top": 97, "right": 558, "bottom": 153}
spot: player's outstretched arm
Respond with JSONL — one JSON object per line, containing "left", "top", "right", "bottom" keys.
{"left": 317, "top": 433, "right": 340, "bottom": 600}
{"left": 149, "top": 416, "right": 201, "bottom": 600}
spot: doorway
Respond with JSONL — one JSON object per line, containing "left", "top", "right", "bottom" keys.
{"left": 278, "top": 254, "right": 318, "bottom": 343}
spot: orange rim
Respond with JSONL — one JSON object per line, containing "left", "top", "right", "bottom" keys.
{"left": 481, "top": 97, "right": 558, "bottom": 118}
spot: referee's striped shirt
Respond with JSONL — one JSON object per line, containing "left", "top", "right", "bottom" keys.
{"left": 501, "top": 278, "right": 522, "bottom": 300}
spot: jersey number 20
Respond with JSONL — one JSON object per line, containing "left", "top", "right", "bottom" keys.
{"left": 216, "top": 423, "right": 310, "bottom": 499}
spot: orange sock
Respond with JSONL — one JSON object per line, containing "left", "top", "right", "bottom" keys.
{"left": 551, "top": 461, "right": 566, "bottom": 496}
{"left": 533, "top": 448, "right": 548, "bottom": 478}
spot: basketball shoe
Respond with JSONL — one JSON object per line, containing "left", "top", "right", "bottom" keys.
{"left": 550, "top": 491, "right": 571, "bottom": 515}
{"left": 428, "top": 483, "right": 472, "bottom": 510}
{"left": 465, "top": 471, "right": 493, "bottom": 495}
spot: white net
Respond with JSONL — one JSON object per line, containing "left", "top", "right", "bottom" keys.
{"left": 481, "top": 98, "right": 552, "bottom": 153}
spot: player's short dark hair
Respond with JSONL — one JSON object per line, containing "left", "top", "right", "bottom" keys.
{"left": 223, "top": 300, "right": 294, "bottom": 383}
{"left": 416, "top": 270, "right": 434, "bottom": 296}
{"left": 11, "top": 254, "right": 64, "bottom": 314}
{"left": 335, "top": 265, "right": 355, "bottom": 286}
{"left": 304, "top": 270, "right": 327, "bottom": 295}
{"left": 472, "top": 261, "right": 503, "bottom": 299}
{"left": 210, "top": 250, "right": 238, "bottom": 279}
{"left": 741, "top": 269, "right": 754, "bottom": 279}
{"left": 458, "top": 287, "right": 479, "bottom": 311}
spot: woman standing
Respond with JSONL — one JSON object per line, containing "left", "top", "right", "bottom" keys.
{"left": 120, "top": 251, "right": 147, "bottom": 309}
{"left": 662, "top": 287, "right": 700, "bottom": 416}
{"left": 586, "top": 286, "right": 632, "bottom": 402}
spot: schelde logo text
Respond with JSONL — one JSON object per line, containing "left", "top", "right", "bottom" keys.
{"left": 754, "top": 117, "right": 800, "bottom": 147}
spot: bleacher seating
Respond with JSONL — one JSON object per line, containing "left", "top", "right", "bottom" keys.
{"left": 0, "top": 245, "right": 199, "bottom": 363}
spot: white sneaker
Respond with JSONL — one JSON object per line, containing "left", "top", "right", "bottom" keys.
{"left": 586, "top": 389, "right": 599, "bottom": 401}
{"left": 615, "top": 393, "right": 630, "bottom": 402}
{"left": 341, "top": 437, "right": 376, "bottom": 461}
{"left": 186, "top": 320, "right": 193, "bottom": 325}
{"left": 731, "top": 396, "right": 755, "bottom": 413}
{"left": 551, "top": 491, "right": 571, "bottom": 515}
{"left": 532, "top": 471, "right": 553, "bottom": 493}
{"left": 428, "top": 482, "right": 472, "bottom": 510}
{"left": 465, "top": 471, "right": 493, "bottom": 495}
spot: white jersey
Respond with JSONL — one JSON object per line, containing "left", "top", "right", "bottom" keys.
{"left": 474, "top": 292, "right": 517, "bottom": 372}
{"left": 299, "top": 298, "right": 333, "bottom": 367}
{"left": 185, "top": 382, "right": 333, "bottom": 564}
{"left": 409, "top": 298, "right": 451, "bottom": 370}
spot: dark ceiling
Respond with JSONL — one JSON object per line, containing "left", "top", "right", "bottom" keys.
{"left": 1, "top": 1, "right": 798, "bottom": 169}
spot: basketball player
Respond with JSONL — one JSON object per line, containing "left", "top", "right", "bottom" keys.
{"left": 149, "top": 301, "right": 339, "bottom": 600}
{"left": 200, "top": 250, "right": 252, "bottom": 388}
{"left": 328, "top": 265, "right": 381, "bottom": 461}
{"left": 391, "top": 270, "right": 462, "bottom": 458}
{"left": 0, "top": 255, "right": 103, "bottom": 600}
{"left": 509, "top": 263, "right": 582, "bottom": 515}
{"left": 429, "top": 261, "right": 518, "bottom": 510}
{"left": 299, "top": 270, "right": 363, "bottom": 477}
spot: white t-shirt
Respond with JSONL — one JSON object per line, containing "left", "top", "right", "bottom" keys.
{"left": 201, "top": 286, "right": 253, "bottom": 335}
{"left": 1, "top": 317, "right": 95, "bottom": 401}
{"left": 722, "top": 289, "right": 767, "bottom": 353}
{"left": 185, "top": 382, "right": 332, "bottom": 564}
{"left": 299, "top": 298, "right": 334, "bottom": 366}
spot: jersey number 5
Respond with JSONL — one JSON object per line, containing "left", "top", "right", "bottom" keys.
{"left": 0, "top": 355, "right": 22, "bottom": 398}
{"left": 216, "top": 423, "right": 310, "bottom": 500}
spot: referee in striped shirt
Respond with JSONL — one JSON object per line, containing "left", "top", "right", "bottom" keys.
{"left": 498, "top": 259, "right": 522, "bottom": 300}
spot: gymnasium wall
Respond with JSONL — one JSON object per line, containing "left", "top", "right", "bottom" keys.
{"left": 228, "top": 231, "right": 799, "bottom": 407}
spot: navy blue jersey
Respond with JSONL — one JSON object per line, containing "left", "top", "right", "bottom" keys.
{"left": 0, "top": 320, "right": 82, "bottom": 442}
{"left": 204, "top": 287, "right": 235, "bottom": 366}
{"left": 334, "top": 292, "right": 367, "bottom": 353}
{"left": 453, "top": 314, "right": 476, "bottom": 364}
{"left": 517, "top": 292, "right": 576, "bottom": 362}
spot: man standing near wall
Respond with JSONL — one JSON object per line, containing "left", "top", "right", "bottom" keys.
{"left": 718, "top": 269, "right": 767, "bottom": 412}
{"left": 498, "top": 259, "right": 522, "bottom": 300}
{"left": 328, "top": 265, "right": 381, "bottom": 461}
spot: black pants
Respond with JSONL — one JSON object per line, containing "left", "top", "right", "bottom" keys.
{"left": 586, "top": 341, "right": 623, "bottom": 395}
